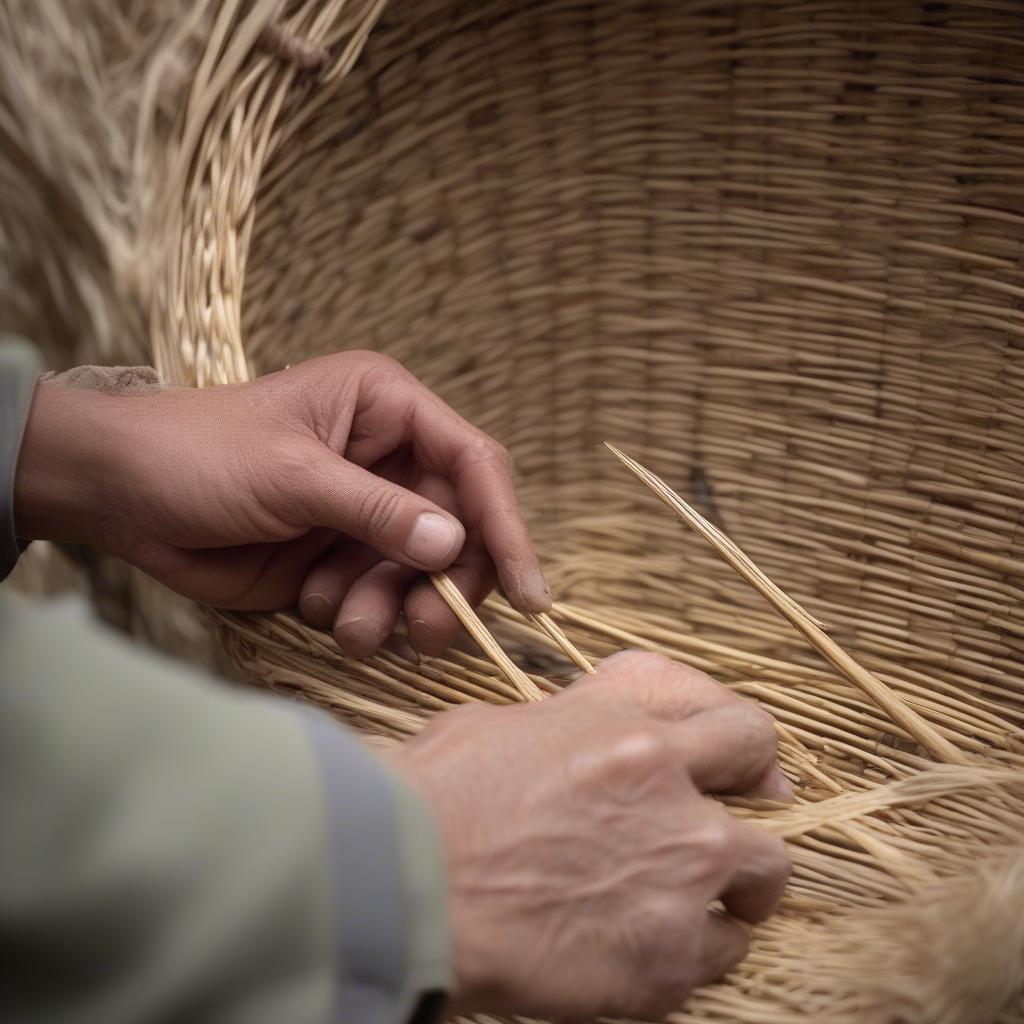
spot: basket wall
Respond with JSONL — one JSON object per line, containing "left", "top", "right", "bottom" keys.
{"left": 157, "top": 3, "right": 1024, "bottom": 1019}
{"left": 235, "top": 0, "right": 1024, "bottom": 702}
{"left": 4, "top": 0, "right": 1024, "bottom": 1020}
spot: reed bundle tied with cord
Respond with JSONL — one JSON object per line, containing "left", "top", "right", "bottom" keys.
{"left": 3, "top": 0, "right": 1024, "bottom": 1020}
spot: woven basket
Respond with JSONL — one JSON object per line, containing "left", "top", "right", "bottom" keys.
{"left": 5, "top": 0, "right": 1024, "bottom": 1020}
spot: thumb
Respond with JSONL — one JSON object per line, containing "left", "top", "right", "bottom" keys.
{"left": 301, "top": 447, "right": 466, "bottom": 569}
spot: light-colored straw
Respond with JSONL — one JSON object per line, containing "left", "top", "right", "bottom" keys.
{"left": 429, "top": 572, "right": 546, "bottom": 702}
{"left": 604, "top": 442, "right": 968, "bottom": 767}
{"left": 526, "top": 612, "right": 596, "bottom": 675}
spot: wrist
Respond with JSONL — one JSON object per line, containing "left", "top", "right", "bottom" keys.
{"left": 13, "top": 382, "right": 122, "bottom": 545}
{"left": 391, "top": 749, "right": 506, "bottom": 1015}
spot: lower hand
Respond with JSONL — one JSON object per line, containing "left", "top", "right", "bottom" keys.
{"left": 393, "top": 652, "right": 793, "bottom": 1020}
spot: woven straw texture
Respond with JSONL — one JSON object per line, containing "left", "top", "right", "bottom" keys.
{"left": 3, "top": 0, "right": 1024, "bottom": 1020}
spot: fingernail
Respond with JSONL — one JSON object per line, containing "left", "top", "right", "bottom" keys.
{"left": 516, "top": 571, "right": 552, "bottom": 612}
{"left": 765, "top": 769, "right": 796, "bottom": 803}
{"left": 335, "top": 617, "right": 381, "bottom": 660}
{"left": 301, "top": 593, "right": 333, "bottom": 629}
{"left": 405, "top": 512, "right": 460, "bottom": 566}
{"left": 408, "top": 617, "right": 444, "bottom": 657}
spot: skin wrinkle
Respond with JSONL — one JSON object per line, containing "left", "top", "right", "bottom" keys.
{"left": 305, "top": 363, "right": 360, "bottom": 451}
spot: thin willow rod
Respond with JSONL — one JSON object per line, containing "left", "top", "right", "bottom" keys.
{"left": 525, "top": 612, "right": 596, "bottom": 674}
{"left": 550, "top": 607, "right": 931, "bottom": 770}
{"left": 430, "top": 572, "right": 546, "bottom": 702}
{"left": 775, "top": 721, "right": 845, "bottom": 795}
{"left": 827, "top": 824, "right": 939, "bottom": 886}
{"left": 390, "top": 653, "right": 521, "bottom": 707}
{"left": 552, "top": 600, "right": 827, "bottom": 681}
{"left": 753, "top": 766, "right": 1024, "bottom": 841}
{"left": 795, "top": 831, "right": 924, "bottom": 888}
{"left": 484, "top": 603, "right": 597, "bottom": 676}
{"left": 604, "top": 442, "right": 969, "bottom": 766}
{"left": 439, "top": 645, "right": 559, "bottom": 698}
{"left": 549, "top": 601, "right": 769, "bottom": 679}
{"left": 781, "top": 723, "right": 920, "bottom": 779}
{"left": 740, "top": 679, "right": 1000, "bottom": 754}
{"left": 262, "top": 663, "right": 425, "bottom": 735}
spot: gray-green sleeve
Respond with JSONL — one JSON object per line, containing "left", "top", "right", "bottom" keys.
{"left": 297, "top": 710, "right": 451, "bottom": 1024}
{"left": 0, "top": 591, "right": 451, "bottom": 1023}
{"left": 0, "top": 335, "right": 39, "bottom": 578}
{"left": 0, "top": 336, "right": 452, "bottom": 1023}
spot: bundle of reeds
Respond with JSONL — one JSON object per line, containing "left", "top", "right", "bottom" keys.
{"left": 3, "top": 0, "right": 1024, "bottom": 1019}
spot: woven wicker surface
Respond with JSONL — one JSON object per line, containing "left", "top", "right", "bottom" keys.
{"left": 5, "top": 0, "right": 1024, "bottom": 1020}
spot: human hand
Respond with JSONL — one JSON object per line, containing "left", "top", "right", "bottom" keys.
{"left": 13, "top": 351, "right": 548, "bottom": 656}
{"left": 393, "top": 652, "right": 793, "bottom": 1020}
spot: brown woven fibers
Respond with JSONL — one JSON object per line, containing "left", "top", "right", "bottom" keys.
{"left": 4, "top": 0, "right": 1024, "bottom": 1020}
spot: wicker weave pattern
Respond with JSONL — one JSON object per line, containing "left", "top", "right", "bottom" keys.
{"left": 156, "top": 3, "right": 1024, "bottom": 1019}
{"left": 5, "top": 0, "right": 1024, "bottom": 1020}
{"left": 150, "top": 1, "right": 1024, "bottom": 1020}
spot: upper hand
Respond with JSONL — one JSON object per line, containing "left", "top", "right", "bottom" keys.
{"left": 14, "top": 351, "right": 549, "bottom": 657}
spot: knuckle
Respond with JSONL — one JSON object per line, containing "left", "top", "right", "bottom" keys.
{"left": 350, "top": 349, "right": 397, "bottom": 371}
{"left": 669, "top": 659, "right": 728, "bottom": 697}
{"left": 684, "top": 663, "right": 720, "bottom": 686}
{"left": 356, "top": 485, "right": 403, "bottom": 541}
{"left": 732, "top": 702, "right": 779, "bottom": 752}
{"left": 690, "top": 815, "right": 735, "bottom": 865}
{"left": 608, "top": 723, "right": 673, "bottom": 777}
{"left": 351, "top": 351, "right": 411, "bottom": 388}
{"left": 464, "top": 433, "right": 511, "bottom": 470}
{"left": 594, "top": 650, "right": 672, "bottom": 690}
{"left": 487, "top": 439, "right": 512, "bottom": 468}
{"left": 619, "top": 650, "right": 674, "bottom": 672}
{"left": 568, "top": 719, "right": 677, "bottom": 802}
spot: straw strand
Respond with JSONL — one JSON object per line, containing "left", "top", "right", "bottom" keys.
{"left": 526, "top": 611, "right": 596, "bottom": 675}
{"left": 429, "top": 572, "right": 547, "bottom": 702}
{"left": 605, "top": 443, "right": 968, "bottom": 766}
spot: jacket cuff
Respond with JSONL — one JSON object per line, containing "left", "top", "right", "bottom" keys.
{"left": 38, "top": 362, "right": 163, "bottom": 395}
{"left": 0, "top": 336, "right": 41, "bottom": 580}
{"left": 295, "top": 708, "right": 452, "bottom": 1024}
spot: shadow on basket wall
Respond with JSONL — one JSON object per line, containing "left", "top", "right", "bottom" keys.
{"left": 2, "top": 0, "right": 1024, "bottom": 1020}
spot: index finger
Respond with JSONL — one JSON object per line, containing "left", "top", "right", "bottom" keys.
{"left": 586, "top": 651, "right": 743, "bottom": 720}
{"left": 579, "top": 651, "right": 794, "bottom": 801}
{"left": 357, "top": 363, "right": 550, "bottom": 612}
{"left": 441, "top": 431, "right": 550, "bottom": 612}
